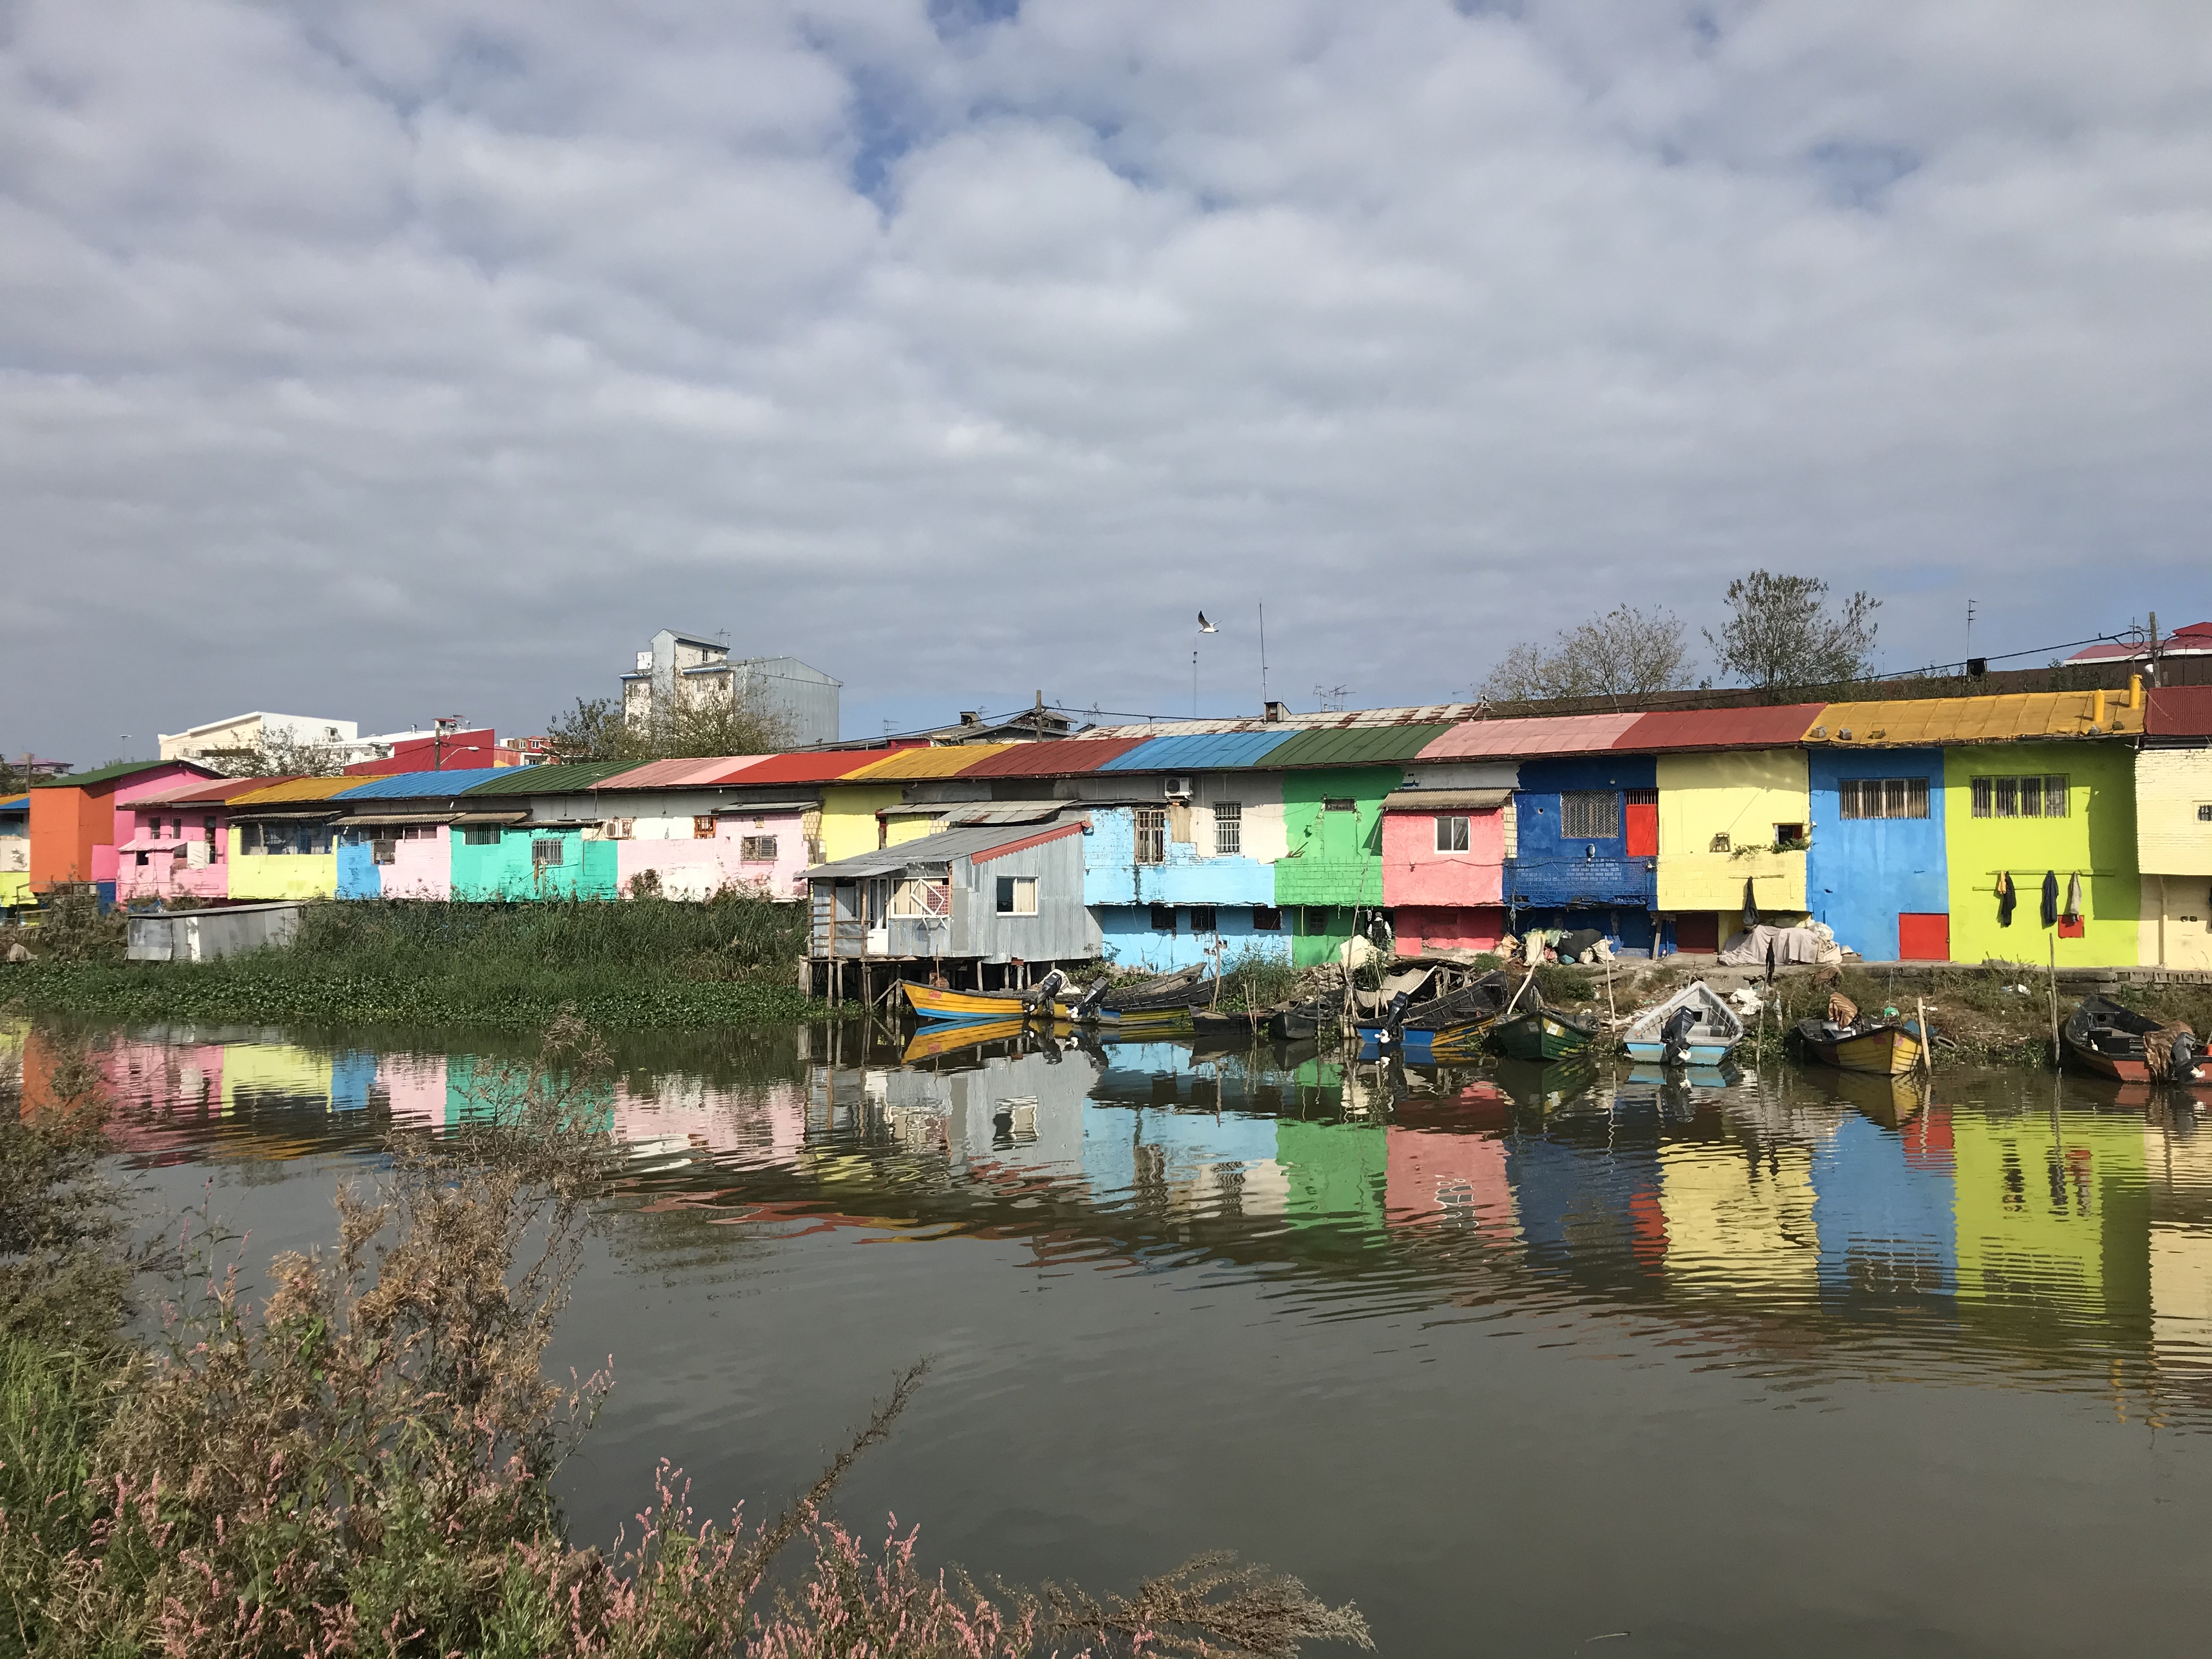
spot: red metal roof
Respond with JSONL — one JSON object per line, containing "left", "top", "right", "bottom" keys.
{"left": 714, "top": 750, "right": 902, "bottom": 786}
{"left": 2147, "top": 686, "right": 2212, "bottom": 737}
{"left": 1616, "top": 704, "right": 1826, "bottom": 751}
{"left": 1415, "top": 714, "right": 1643, "bottom": 760}
{"left": 955, "top": 737, "right": 1150, "bottom": 777}
{"left": 2067, "top": 623, "right": 2212, "bottom": 663}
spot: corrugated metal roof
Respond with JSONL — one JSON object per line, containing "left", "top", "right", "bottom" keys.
{"left": 1095, "top": 732, "right": 1298, "bottom": 772}
{"left": 332, "top": 769, "right": 514, "bottom": 800}
{"left": 1805, "top": 692, "right": 2146, "bottom": 747}
{"left": 591, "top": 757, "right": 773, "bottom": 791}
{"left": 802, "top": 815, "right": 1084, "bottom": 879}
{"left": 1085, "top": 703, "right": 1483, "bottom": 740}
{"left": 461, "top": 761, "right": 639, "bottom": 796}
{"left": 1617, "top": 704, "right": 1827, "bottom": 751}
{"left": 714, "top": 751, "right": 904, "bottom": 786}
{"left": 2147, "top": 687, "right": 2212, "bottom": 738}
{"left": 115, "top": 777, "right": 286, "bottom": 807}
{"left": 841, "top": 743, "right": 1016, "bottom": 780}
{"left": 1257, "top": 724, "right": 1455, "bottom": 769}
{"left": 30, "top": 759, "right": 211, "bottom": 791}
{"left": 1380, "top": 788, "right": 1513, "bottom": 810}
{"left": 956, "top": 737, "right": 1150, "bottom": 777}
{"left": 230, "top": 776, "right": 379, "bottom": 805}
{"left": 1415, "top": 713, "right": 1644, "bottom": 760}
{"left": 946, "top": 803, "right": 1065, "bottom": 825}
{"left": 0, "top": 794, "right": 26, "bottom": 813}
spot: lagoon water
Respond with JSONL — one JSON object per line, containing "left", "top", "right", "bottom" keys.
{"left": 16, "top": 1014, "right": 2212, "bottom": 1657}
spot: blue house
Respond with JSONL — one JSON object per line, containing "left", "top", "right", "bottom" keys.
{"left": 1085, "top": 803, "right": 1286, "bottom": 972}
{"left": 1805, "top": 748, "right": 1949, "bottom": 960}
{"left": 1503, "top": 756, "right": 1661, "bottom": 952}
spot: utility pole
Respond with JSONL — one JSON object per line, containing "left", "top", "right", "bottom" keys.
{"left": 2148, "top": 610, "right": 2161, "bottom": 688}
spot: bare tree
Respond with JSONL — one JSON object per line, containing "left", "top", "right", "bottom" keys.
{"left": 1705, "top": 571, "right": 1880, "bottom": 692}
{"left": 545, "top": 686, "right": 797, "bottom": 764}
{"left": 1477, "top": 605, "right": 1690, "bottom": 706}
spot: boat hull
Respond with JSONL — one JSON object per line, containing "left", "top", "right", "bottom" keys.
{"left": 1494, "top": 1011, "right": 1594, "bottom": 1062}
{"left": 1799, "top": 1022, "right": 1922, "bottom": 1076}
{"left": 1623, "top": 1039, "right": 1739, "bottom": 1066}
{"left": 900, "top": 983, "right": 1071, "bottom": 1023}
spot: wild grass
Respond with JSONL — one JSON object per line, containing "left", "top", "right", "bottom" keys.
{"left": 1219, "top": 947, "right": 1300, "bottom": 1013}
{"left": 2, "top": 896, "right": 819, "bottom": 1032}
{"left": 0, "top": 1017, "right": 1373, "bottom": 1658}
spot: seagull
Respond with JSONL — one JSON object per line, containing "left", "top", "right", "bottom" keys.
{"left": 1198, "top": 612, "right": 1217, "bottom": 633}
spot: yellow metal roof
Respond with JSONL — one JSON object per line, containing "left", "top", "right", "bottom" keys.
{"left": 839, "top": 743, "right": 1016, "bottom": 781}
{"left": 1804, "top": 691, "right": 2145, "bottom": 748}
{"left": 227, "top": 776, "right": 370, "bottom": 804}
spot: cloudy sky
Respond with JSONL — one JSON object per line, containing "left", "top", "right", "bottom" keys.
{"left": 4, "top": 0, "right": 2209, "bottom": 759}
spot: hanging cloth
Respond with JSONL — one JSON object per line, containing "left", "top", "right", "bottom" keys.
{"left": 2063, "top": 871, "right": 2084, "bottom": 923}
{"left": 2040, "top": 870, "right": 2059, "bottom": 929}
{"left": 1996, "top": 871, "right": 2016, "bottom": 927}
{"left": 1742, "top": 877, "right": 1759, "bottom": 932}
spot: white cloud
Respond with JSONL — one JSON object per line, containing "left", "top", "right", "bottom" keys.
{"left": 2, "top": 0, "right": 2209, "bottom": 753}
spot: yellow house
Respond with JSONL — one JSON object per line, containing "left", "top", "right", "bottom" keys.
{"left": 226, "top": 777, "right": 362, "bottom": 900}
{"left": 2135, "top": 749, "right": 2212, "bottom": 969}
{"left": 817, "top": 744, "right": 1014, "bottom": 863}
{"left": 1655, "top": 749, "right": 1810, "bottom": 940}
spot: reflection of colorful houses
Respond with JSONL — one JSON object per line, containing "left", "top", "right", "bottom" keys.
{"left": 1084, "top": 1101, "right": 1287, "bottom": 1218}
{"left": 1504, "top": 1127, "right": 1667, "bottom": 1277}
{"left": 1276, "top": 1119, "right": 1387, "bottom": 1242}
{"left": 1951, "top": 1109, "right": 2149, "bottom": 1339}
{"left": 1385, "top": 1120, "right": 1518, "bottom": 1242}
{"left": 1812, "top": 1112, "right": 1957, "bottom": 1302}
{"left": 613, "top": 1073, "right": 807, "bottom": 1164}
{"left": 221, "top": 1042, "right": 335, "bottom": 1114}
{"left": 2143, "top": 1121, "right": 2212, "bottom": 1374}
{"left": 1657, "top": 1139, "right": 1819, "bottom": 1300}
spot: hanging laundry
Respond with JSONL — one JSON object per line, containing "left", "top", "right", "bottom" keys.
{"left": 1996, "top": 871, "right": 2016, "bottom": 927}
{"left": 2063, "top": 871, "right": 2084, "bottom": 923}
{"left": 2040, "top": 870, "right": 2059, "bottom": 929}
{"left": 1742, "top": 877, "right": 1758, "bottom": 932}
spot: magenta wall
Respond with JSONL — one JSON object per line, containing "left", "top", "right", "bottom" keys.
{"left": 115, "top": 802, "right": 232, "bottom": 903}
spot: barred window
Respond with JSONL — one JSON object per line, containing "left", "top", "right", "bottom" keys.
{"left": 463, "top": 825, "right": 502, "bottom": 846}
{"left": 1435, "top": 815, "right": 1470, "bottom": 853}
{"left": 1189, "top": 905, "right": 1218, "bottom": 933}
{"left": 2199, "top": 804, "right": 2212, "bottom": 822}
{"left": 532, "top": 838, "right": 566, "bottom": 868}
{"left": 1252, "top": 906, "right": 1282, "bottom": 932}
{"left": 1135, "top": 808, "right": 1167, "bottom": 865}
{"left": 1970, "top": 775, "right": 2068, "bottom": 819}
{"left": 1149, "top": 902, "right": 1177, "bottom": 931}
{"left": 1214, "top": 802, "right": 1242, "bottom": 856}
{"left": 740, "top": 834, "right": 777, "bottom": 860}
{"left": 1323, "top": 798, "right": 1356, "bottom": 813}
{"left": 1839, "top": 778, "right": 1931, "bottom": 820}
{"left": 692, "top": 815, "right": 716, "bottom": 840}
{"left": 1560, "top": 792, "right": 1620, "bottom": 839}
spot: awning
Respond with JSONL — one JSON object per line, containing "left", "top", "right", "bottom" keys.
{"left": 117, "top": 837, "right": 187, "bottom": 853}
{"left": 343, "top": 812, "right": 455, "bottom": 827}
{"left": 451, "top": 810, "right": 529, "bottom": 825}
{"left": 1380, "top": 789, "right": 1513, "bottom": 811}
{"left": 947, "top": 804, "right": 1065, "bottom": 826}
{"left": 235, "top": 808, "right": 342, "bottom": 822}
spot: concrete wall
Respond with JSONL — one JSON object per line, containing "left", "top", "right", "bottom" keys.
{"left": 1380, "top": 803, "right": 1506, "bottom": 908}
{"left": 1506, "top": 755, "right": 1657, "bottom": 912}
{"left": 228, "top": 823, "right": 340, "bottom": 901}
{"left": 451, "top": 825, "right": 620, "bottom": 901}
{"left": 817, "top": 785, "right": 904, "bottom": 865}
{"left": 2141, "top": 873, "right": 2212, "bottom": 970}
{"left": 1944, "top": 741, "right": 2140, "bottom": 967}
{"left": 1083, "top": 803, "right": 1276, "bottom": 909}
{"left": 1094, "top": 904, "right": 1291, "bottom": 973}
{"left": 1805, "top": 748, "right": 1948, "bottom": 960}
{"left": 115, "top": 803, "right": 232, "bottom": 904}
{"left": 1276, "top": 766, "right": 1395, "bottom": 912}
{"left": 2137, "top": 749, "right": 2212, "bottom": 877}
{"left": 1655, "top": 749, "right": 1810, "bottom": 917}
{"left": 614, "top": 810, "right": 807, "bottom": 900}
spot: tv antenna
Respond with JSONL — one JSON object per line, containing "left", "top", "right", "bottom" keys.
{"left": 1313, "top": 684, "right": 1347, "bottom": 714}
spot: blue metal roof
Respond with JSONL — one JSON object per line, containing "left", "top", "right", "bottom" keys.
{"left": 0, "top": 794, "right": 27, "bottom": 812}
{"left": 332, "top": 768, "right": 511, "bottom": 800}
{"left": 1095, "top": 732, "right": 1296, "bottom": 773}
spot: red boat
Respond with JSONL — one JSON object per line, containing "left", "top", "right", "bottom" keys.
{"left": 2061, "top": 996, "right": 2206, "bottom": 1085}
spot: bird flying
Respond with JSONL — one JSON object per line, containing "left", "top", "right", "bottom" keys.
{"left": 1198, "top": 612, "right": 1217, "bottom": 633}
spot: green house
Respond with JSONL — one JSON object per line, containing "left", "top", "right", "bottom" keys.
{"left": 1269, "top": 726, "right": 1451, "bottom": 967}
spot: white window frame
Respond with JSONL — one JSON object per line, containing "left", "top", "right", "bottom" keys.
{"left": 1214, "top": 802, "right": 1242, "bottom": 857}
{"left": 995, "top": 875, "right": 1038, "bottom": 916}
{"left": 1435, "top": 815, "right": 1470, "bottom": 853}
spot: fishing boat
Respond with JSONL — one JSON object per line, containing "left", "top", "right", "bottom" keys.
{"left": 1356, "top": 970, "right": 1518, "bottom": 1061}
{"left": 900, "top": 983, "right": 1075, "bottom": 1023}
{"left": 1621, "top": 979, "right": 1745, "bottom": 1066}
{"left": 2062, "top": 995, "right": 2207, "bottom": 1085}
{"left": 1271, "top": 996, "right": 1338, "bottom": 1041}
{"left": 1491, "top": 1007, "right": 1596, "bottom": 1062}
{"left": 899, "top": 1017, "right": 1031, "bottom": 1063}
{"left": 1791, "top": 1014, "right": 1923, "bottom": 1076}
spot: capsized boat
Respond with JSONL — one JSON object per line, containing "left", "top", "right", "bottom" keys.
{"left": 1791, "top": 1014, "right": 1923, "bottom": 1076}
{"left": 1622, "top": 979, "right": 1745, "bottom": 1066}
{"left": 2062, "top": 995, "right": 2207, "bottom": 1085}
{"left": 1492, "top": 1007, "right": 1596, "bottom": 1062}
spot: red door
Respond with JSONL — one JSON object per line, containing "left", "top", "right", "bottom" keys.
{"left": 1673, "top": 913, "right": 1719, "bottom": 953}
{"left": 1897, "top": 913, "right": 1949, "bottom": 961}
{"left": 1625, "top": 791, "right": 1658, "bottom": 857}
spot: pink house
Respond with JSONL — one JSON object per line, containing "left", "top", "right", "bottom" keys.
{"left": 611, "top": 808, "right": 811, "bottom": 901}
{"left": 1381, "top": 793, "right": 1509, "bottom": 955}
{"left": 114, "top": 777, "right": 277, "bottom": 905}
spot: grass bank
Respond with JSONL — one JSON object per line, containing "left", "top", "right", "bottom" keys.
{"left": 1, "top": 896, "right": 823, "bottom": 1032}
{"left": 0, "top": 1022, "right": 1370, "bottom": 1657}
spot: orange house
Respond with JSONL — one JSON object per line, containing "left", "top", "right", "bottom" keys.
{"left": 30, "top": 760, "right": 222, "bottom": 906}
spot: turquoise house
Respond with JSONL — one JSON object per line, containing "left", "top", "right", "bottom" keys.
{"left": 449, "top": 824, "right": 619, "bottom": 901}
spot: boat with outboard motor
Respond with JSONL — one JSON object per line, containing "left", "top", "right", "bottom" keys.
{"left": 1622, "top": 979, "right": 1745, "bottom": 1066}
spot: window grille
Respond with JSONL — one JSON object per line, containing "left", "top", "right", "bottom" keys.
{"left": 1323, "top": 798, "right": 1356, "bottom": 813}
{"left": 1252, "top": 906, "right": 1282, "bottom": 932}
{"left": 1150, "top": 902, "right": 1177, "bottom": 931}
{"left": 1839, "top": 778, "right": 1931, "bottom": 820}
{"left": 892, "top": 878, "right": 951, "bottom": 917}
{"left": 740, "top": 835, "right": 777, "bottom": 860}
{"left": 532, "top": 838, "right": 566, "bottom": 868}
{"left": 693, "top": 816, "right": 716, "bottom": 840}
{"left": 1435, "top": 815, "right": 1470, "bottom": 853}
{"left": 2199, "top": 804, "right": 2212, "bottom": 822}
{"left": 463, "top": 825, "right": 502, "bottom": 846}
{"left": 994, "top": 876, "right": 1037, "bottom": 915}
{"left": 1135, "top": 808, "right": 1167, "bottom": 865}
{"left": 1214, "top": 802, "right": 1242, "bottom": 856}
{"left": 1970, "top": 775, "right": 2068, "bottom": 819}
{"left": 1189, "top": 905, "right": 1217, "bottom": 933}
{"left": 1561, "top": 792, "right": 1620, "bottom": 839}
{"left": 1624, "top": 788, "right": 1658, "bottom": 806}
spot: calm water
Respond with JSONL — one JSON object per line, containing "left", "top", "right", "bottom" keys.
{"left": 14, "top": 1013, "right": 2212, "bottom": 1657}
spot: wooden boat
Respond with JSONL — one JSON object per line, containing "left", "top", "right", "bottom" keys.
{"left": 1492, "top": 1008, "right": 1596, "bottom": 1062}
{"left": 1621, "top": 979, "right": 1744, "bottom": 1066}
{"left": 1271, "top": 996, "right": 1337, "bottom": 1041}
{"left": 899, "top": 1017, "right": 1031, "bottom": 1063}
{"left": 1791, "top": 1015, "right": 1922, "bottom": 1076}
{"left": 900, "top": 983, "right": 1075, "bottom": 1024}
{"left": 1190, "top": 1008, "right": 1272, "bottom": 1043}
{"left": 1356, "top": 971, "right": 1517, "bottom": 1062}
{"left": 2062, "top": 995, "right": 2207, "bottom": 1085}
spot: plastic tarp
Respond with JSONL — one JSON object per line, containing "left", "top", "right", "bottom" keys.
{"left": 1718, "top": 925, "right": 1843, "bottom": 967}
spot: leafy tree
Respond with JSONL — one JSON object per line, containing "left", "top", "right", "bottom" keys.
{"left": 544, "top": 686, "right": 796, "bottom": 764}
{"left": 194, "top": 732, "right": 357, "bottom": 778}
{"left": 1477, "top": 605, "right": 1690, "bottom": 706}
{"left": 1705, "top": 571, "right": 1880, "bottom": 692}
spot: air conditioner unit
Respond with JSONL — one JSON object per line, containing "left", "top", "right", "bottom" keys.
{"left": 1164, "top": 775, "right": 1194, "bottom": 799}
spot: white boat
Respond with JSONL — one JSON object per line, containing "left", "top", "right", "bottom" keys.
{"left": 1622, "top": 978, "right": 1745, "bottom": 1066}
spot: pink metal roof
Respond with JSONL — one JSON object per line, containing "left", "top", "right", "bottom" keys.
{"left": 124, "top": 777, "right": 290, "bottom": 806}
{"left": 2147, "top": 686, "right": 2212, "bottom": 737}
{"left": 1415, "top": 713, "right": 1643, "bottom": 760}
{"left": 956, "top": 737, "right": 1150, "bottom": 777}
{"left": 593, "top": 756, "right": 773, "bottom": 791}
{"left": 2067, "top": 623, "right": 2212, "bottom": 663}
{"left": 1617, "top": 704, "right": 1826, "bottom": 751}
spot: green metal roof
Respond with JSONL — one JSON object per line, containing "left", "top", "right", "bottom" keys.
{"left": 459, "top": 761, "right": 640, "bottom": 796}
{"left": 1258, "top": 724, "right": 1457, "bottom": 769}
{"left": 30, "top": 759, "right": 210, "bottom": 790}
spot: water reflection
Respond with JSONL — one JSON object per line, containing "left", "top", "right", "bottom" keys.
{"left": 16, "top": 1011, "right": 2212, "bottom": 1419}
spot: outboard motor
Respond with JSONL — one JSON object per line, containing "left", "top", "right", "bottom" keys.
{"left": 2172, "top": 1031, "right": 2202, "bottom": 1082}
{"left": 1660, "top": 1005, "right": 1700, "bottom": 1069}
{"left": 1373, "top": 991, "right": 1412, "bottom": 1052}
{"left": 1022, "top": 968, "right": 1068, "bottom": 1015}
{"left": 1069, "top": 976, "right": 1113, "bottom": 1022}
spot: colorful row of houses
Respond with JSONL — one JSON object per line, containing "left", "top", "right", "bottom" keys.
{"left": 8, "top": 681, "right": 2212, "bottom": 972}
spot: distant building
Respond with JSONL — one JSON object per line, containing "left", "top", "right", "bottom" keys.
{"left": 160, "top": 712, "right": 360, "bottom": 764}
{"left": 619, "top": 630, "right": 840, "bottom": 747}
{"left": 342, "top": 726, "right": 541, "bottom": 776}
{"left": 2066, "top": 623, "right": 2212, "bottom": 670}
